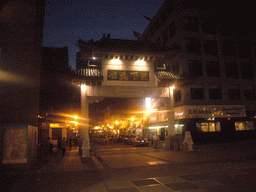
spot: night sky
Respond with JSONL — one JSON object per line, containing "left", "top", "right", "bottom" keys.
{"left": 43, "top": 0, "right": 165, "bottom": 70}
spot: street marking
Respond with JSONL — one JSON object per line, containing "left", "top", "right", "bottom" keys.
{"left": 147, "top": 161, "right": 168, "bottom": 165}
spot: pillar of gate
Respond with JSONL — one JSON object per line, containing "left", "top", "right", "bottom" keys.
{"left": 80, "top": 84, "right": 90, "bottom": 157}
{"left": 165, "top": 86, "right": 176, "bottom": 150}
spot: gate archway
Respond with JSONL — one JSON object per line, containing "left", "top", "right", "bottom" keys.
{"left": 73, "top": 38, "right": 178, "bottom": 157}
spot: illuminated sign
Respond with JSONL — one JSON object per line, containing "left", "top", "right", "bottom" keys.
{"left": 174, "top": 105, "right": 246, "bottom": 119}
{"left": 50, "top": 124, "right": 60, "bottom": 128}
{"left": 175, "top": 112, "right": 184, "bottom": 116}
{"left": 107, "top": 70, "right": 149, "bottom": 81}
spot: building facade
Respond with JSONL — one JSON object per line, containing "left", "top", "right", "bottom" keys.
{"left": 140, "top": 0, "right": 256, "bottom": 143}
{"left": 0, "top": 0, "right": 46, "bottom": 165}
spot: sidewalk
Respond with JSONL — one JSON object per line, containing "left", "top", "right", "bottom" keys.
{"left": 1, "top": 141, "right": 256, "bottom": 192}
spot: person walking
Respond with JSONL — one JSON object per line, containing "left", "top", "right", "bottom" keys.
{"left": 48, "top": 137, "right": 53, "bottom": 155}
{"left": 57, "top": 137, "right": 61, "bottom": 153}
{"left": 61, "top": 137, "right": 66, "bottom": 156}
{"left": 69, "top": 136, "right": 73, "bottom": 150}
{"left": 73, "top": 136, "right": 78, "bottom": 147}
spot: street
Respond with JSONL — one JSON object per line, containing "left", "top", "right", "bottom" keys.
{"left": 1, "top": 139, "right": 256, "bottom": 192}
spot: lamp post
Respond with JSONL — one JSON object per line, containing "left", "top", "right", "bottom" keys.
{"left": 165, "top": 86, "right": 176, "bottom": 150}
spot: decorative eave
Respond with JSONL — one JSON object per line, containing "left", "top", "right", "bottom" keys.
{"left": 155, "top": 71, "right": 181, "bottom": 80}
{"left": 76, "top": 38, "right": 168, "bottom": 57}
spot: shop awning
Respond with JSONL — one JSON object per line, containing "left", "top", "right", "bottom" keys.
{"left": 144, "top": 121, "right": 168, "bottom": 129}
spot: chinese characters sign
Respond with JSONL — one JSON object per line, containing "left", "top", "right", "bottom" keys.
{"left": 174, "top": 105, "right": 246, "bottom": 119}
{"left": 107, "top": 70, "right": 149, "bottom": 81}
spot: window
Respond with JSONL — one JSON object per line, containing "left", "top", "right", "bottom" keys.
{"left": 186, "top": 38, "right": 201, "bottom": 54}
{"left": 191, "top": 88, "right": 204, "bottom": 100}
{"left": 188, "top": 60, "right": 203, "bottom": 77}
{"left": 216, "top": 122, "right": 221, "bottom": 132}
{"left": 235, "top": 122, "right": 247, "bottom": 131}
{"left": 222, "top": 41, "right": 236, "bottom": 56}
{"left": 241, "top": 63, "right": 254, "bottom": 79}
{"left": 175, "top": 124, "right": 184, "bottom": 135}
{"left": 196, "top": 122, "right": 221, "bottom": 132}
{"left": 245, "top": 121, "right": 254, "bottom": 130}
{"left": 244, "top": 86, "right": 255, "bottom": 100}
{"left": 174, "top": 90, "right": 181, "bottom": 102}
{"left": 225, "top": 62, "right": 239, "bottom": 79}
{"left": 237, "top": 42, "right": 251, "bottom": 58}
{"left": 203, "top": 40, "right": 218, "bottom": 55}
{"left": 209, "top": 85, "right": 222, "bottom": 100}
{"left": 184, "top": 16, "right": 199, "bottom": 32}
{"left": 219, "top": 19, "right": 235, "bottom": 36}
{"left": 201, "top": 17, "right": 216, "bottom": 34}
{"left": 228, "top": 86, "right": 241, "bottom": 100}
{"left": 206, "top": 61, "right": 220, "bottom": 77}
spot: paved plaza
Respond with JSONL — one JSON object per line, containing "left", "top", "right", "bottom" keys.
{"left": 1, "top": 141, "right": 256, "bottom": 192}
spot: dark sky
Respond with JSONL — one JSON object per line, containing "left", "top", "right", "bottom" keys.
{"left": 43, "top": 0, "right": 165, "bottom": 70}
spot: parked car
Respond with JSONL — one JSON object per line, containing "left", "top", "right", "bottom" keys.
{"left": 113, "top": 135, "right": 122, "bottom": 143}
{"left": 133, "top": 137, "right": 149, "bottom": 147}
{"left": 108, "top": 135, "right": 114, "bottom": 141}
{"left": 124, "top": 135, "right": 137, "bottom": 145}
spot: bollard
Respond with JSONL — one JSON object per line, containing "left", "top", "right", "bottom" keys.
{"left": 182, "top": 131, "right": 194, "bottom": 152}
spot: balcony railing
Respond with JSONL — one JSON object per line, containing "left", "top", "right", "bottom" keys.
{"left": 74, "top": 68, "right": 102, "bottom": 78}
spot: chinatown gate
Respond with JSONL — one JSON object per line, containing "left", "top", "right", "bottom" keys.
{"left": 73, "top": 39, "right": 178, "bottom": 157}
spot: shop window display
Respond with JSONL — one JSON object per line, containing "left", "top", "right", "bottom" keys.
{"left": 235, "top": 121, "right": 255, "bottom": 131}
{"left": 196, "top": 122, "right": 221, "bottom": 132}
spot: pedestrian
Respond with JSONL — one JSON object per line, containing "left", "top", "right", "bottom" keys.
{"left": 61, "top": 137, "right": 66, "bottom": 156}
{"left": 153, "top": 134, "right": 157, "bottom": 141}
{"left": 153, "top": 134, "right": 158, "bottom": 148}
{"left": 57, "top": 137, "right": 62, "bottom": 153}
{"left": 73, "top": 136, "right": 78, "bottom": 146}
{"left": 69, "top": 136, "right": 73, "bottom": 150}
{"left": 48, "top": 137, "right": 53, "bottom": 155}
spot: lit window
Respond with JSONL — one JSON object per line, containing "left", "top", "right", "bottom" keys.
{"left": 209, "top": 123, "right": 215, "bottom": 132}
{"left": 235, "top": 122, "right": 245, "bottom": 131}
{"left": 236, "top": 121, "right": 255, "bottom": 131}
{"left": 216, "top": 122, "right": 221, "bottom": 132}
{"left": 201, "top": 123, "right": 208, "bottom": 132}
{"left": 175, "top": 124, "right": 184, "bottom": 134}
{"left": 198, "top": 122, "right": 221, "bottom": 132}
{"left": 245, "top": 121, "right": 254, "bottom": 130}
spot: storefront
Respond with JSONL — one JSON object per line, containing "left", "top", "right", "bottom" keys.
{"left": 144, "top": 121, "right": 168, "bottom": 140}
{"left": 174, "top": 105, "right": 256, "bottom": 143}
